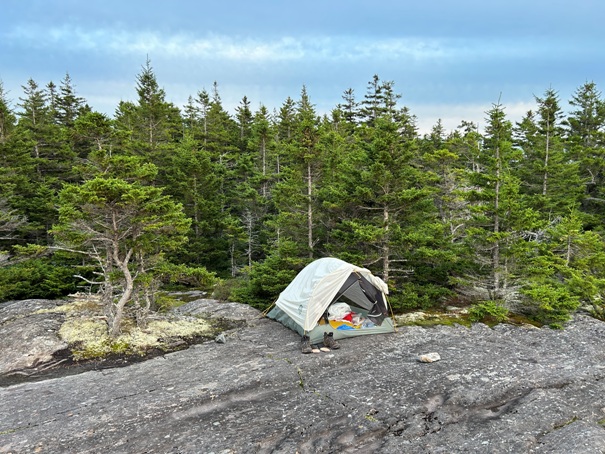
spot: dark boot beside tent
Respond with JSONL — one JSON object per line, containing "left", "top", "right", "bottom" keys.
{"left": 267, "top": 257, "right": 395, "bottom": 345}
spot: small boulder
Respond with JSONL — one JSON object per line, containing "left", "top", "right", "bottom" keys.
{"left": 418, "top": 352, "right": 441, "bottom": 363}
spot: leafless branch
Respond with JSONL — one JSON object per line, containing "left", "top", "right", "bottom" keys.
{"left": 73, "top": 274, "right": 104, "bottom": 285}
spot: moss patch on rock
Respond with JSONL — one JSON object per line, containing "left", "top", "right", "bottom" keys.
{"left": 37, "top": 293, "right": 220, "bottom": 361}
{"left": 395, "top": 310, "right": 472, "bottom": 328}
{"left": 58, "top": 316, "right": 215, "bottom": 361}
{"left": 394, "top": 308, "right": 543, "bottom": 329}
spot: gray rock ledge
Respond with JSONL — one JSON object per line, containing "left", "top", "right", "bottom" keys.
{"left": 1, "top": 300, "right": 605, "bottom": 453}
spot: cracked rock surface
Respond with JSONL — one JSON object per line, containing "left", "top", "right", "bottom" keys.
{"left": 2, "top": 300, "right": 605, "bottom": 453}
{"left": 0, "top": 300, "right": 67, "bottom": 376}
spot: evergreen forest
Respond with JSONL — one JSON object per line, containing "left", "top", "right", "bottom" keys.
{"left": 2, "top": 61, "right": 605, "bottom": 331}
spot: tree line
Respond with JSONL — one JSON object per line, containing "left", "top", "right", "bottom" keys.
{"left": 2, "top": 60, "right": 605, "bottom": 333}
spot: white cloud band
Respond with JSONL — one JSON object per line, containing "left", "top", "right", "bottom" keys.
{"left": 6, "top": 25, "right": 543, "bottom": 63}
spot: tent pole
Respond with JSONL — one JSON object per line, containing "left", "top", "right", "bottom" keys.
{"left": 385, "top": 294, "right": 398, "bottom": 332}
{"left": 261, "top": 299, "right": 277, "bottom": 318}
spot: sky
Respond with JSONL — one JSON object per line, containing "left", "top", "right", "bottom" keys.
{"left": 1, "top": 0, "right": 604, "bottom": 134}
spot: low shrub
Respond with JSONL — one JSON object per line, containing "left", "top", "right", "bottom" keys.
{"left": 468, "top": 300, "right": 509, "bottom": 324}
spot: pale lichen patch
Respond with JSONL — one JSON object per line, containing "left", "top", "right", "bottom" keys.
{"left": 33, "top": 293, "right": 220, "bottom": 361}
{"left": 34, "top": 294, "right": 103, "bottom": 315}
{"left": 146, "top": 318, "right": 212, "bottom": 338}
{"left": 58, "top": 318, "right": 112, "bottom": 360}
{"left": 57, "top": 314, "right": 214, "bottom": 360}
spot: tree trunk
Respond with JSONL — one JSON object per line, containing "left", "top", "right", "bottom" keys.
{"left": 230, "top": 242, "right": 236, "bottom": 277}
{"left": 382, "top": 205, "right": 390, "bottom": 284}
{"left": 493, "top": 142, "right": 501, "bottom": 294}
{"left": 307, "top": 162, "right": 313, "bottom": 259}
{"left": 193, "top": 176, "right": 199, "bottom": 236}
{"left": 244, "top": 210, "right": 254, "bottom": 268}
{"left": 261, "top": 136, "right": 267, "bottom": 198}
{"left": 565, "top": 235, "right": 572, "bottom": 266}
{"left": 107, "top": 203, "right": 135, "bottom": 338}
{"left": 102, "top": 252, "right": 115, "bottom": 331}
{"left": 543, "top": 117, "right": 550, "bottom": 196}
{"left": 109, "top": 246, "right": 134, "bottom": 338}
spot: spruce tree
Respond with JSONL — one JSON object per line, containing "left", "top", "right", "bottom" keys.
{"left": 114, "top": 59, "right": 182, "bottom": 159}
{"left": 274, "top": 96, "right": 297, "bottom": 174}
{"left": 316, "top": 108, "right": 365, "bottom": 258}
{"left": 359, "top": 75, "right": 401, "bottom": 126}
{"left": 464, "top": 101, "right": 529, "bottom": 303}
{"left": 420, "top": 123, "right": 473, "bottom": 285}
{"left": 266, "top": 88, "right": 321, "bottom": 260}
{"left": 14, "top": 79, "right": 76, "bottom": 241}
{"left": 235, "top": 95, "right": 253, "bottom": 151}
{"left": 565, "top": 82, "right": 605, "bottom": 223}
{"left": 337, "top": 87, "right": 360, "bottom": 126}
{"left": 72, "top": 111, "right": 115, "bottom": 156}
{"left": 232, "top": 105, "right": 276, "bottom": 269}
{"left": 516, "top": 88, "right": 582, "bottom": 217}
{"left": 55, "top": 72, "right": 85, "bottom": 128}
{"left": 250, "top": 105, "right": 273, "bottom": 199}
{"left": 327, "top": 83, "right": 441, "bottom": 308}
{"left": 0, "top": 81, "right": 15, "bottom": 145}
{"left": 161, "top": 133, "right": 225, "bottom": 272}
{"left": 0, "top": 82, "right": 23, "bottom": 245}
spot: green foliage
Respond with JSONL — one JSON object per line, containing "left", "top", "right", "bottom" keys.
{"left": 152, "top": 294, "right": 184, "bottom": 312}
{"left": 212, "top": 277, "right": 242, "bottom": 302}
{"left": 389, "top": 282, "right": 454, "bottom": 312}
{"left": 155, "top": 262, "right": 218, "bottom": 290}
{"left": 51, "top": 152, "right": 192, "bottom": 336}
{"left": 0, "top": 256, "right": 80, "bottom": 301}
{"left": 516, "top": 211, "right": 600, "bottom": 327}
{"left": 468, "top": 300, "right": 509, "bottom": 324}
{"left": 230, "top": 240, "right": 306, "bottom": 310}
{"left": 521, "top": 283, "right": 579, "bottom": 328}
{"left": 54, "top": 176, "right": 191, "bottom": 252}
{"left": 230, "top": 264, "right": 297, "bottom": 310}
{"left": 5, "top": 68, "right": 605, "bottom": 328}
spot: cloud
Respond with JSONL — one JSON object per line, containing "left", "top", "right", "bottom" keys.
{"left": 411, "top": 100, "right": 535, "bottom": 135}
{"left": 4, "top": 20, "right": 593, "bottom": 127}
{"left": 7, "top": 26, "right": 307, "bottom": 61}
{"left": 6, "top": 24, "right": 553, "bottom": 65}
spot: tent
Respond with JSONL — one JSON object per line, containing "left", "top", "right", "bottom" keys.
{"left": 267, "top": 257, "right": 395, "bottom": 344}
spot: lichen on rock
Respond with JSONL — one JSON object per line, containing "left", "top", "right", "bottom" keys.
{"left": 58, "top": 318, "right": 111, "bottom": 360}
{"left": 57, "top": 309, "right": 215, "bottom": 360}
{"left": 0, "top": 294, "right": 227, "bottom": 371}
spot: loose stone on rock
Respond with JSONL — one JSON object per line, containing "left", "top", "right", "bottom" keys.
{"left": 418, "top": 352, "right": 441, "bottom": 363}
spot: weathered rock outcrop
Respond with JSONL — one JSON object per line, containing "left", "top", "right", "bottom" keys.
{"left": 0, "top": 300, "right": 68, "bottom": 376}
{"left": 2, "top": 299, "right": 605, "bottom": 453}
